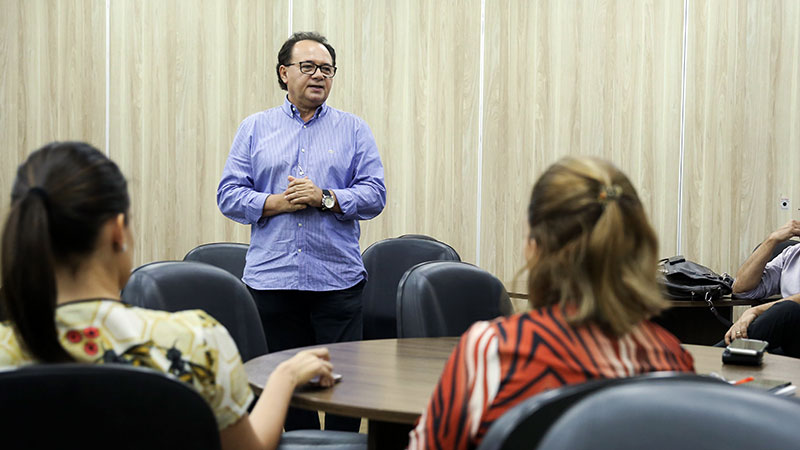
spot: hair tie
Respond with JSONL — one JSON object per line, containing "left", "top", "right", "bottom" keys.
{"left": 28, "top": 186, "right": 51, "bottom": 206}
{"left": 598, "top": 184, "right": 622, "bottom": 204}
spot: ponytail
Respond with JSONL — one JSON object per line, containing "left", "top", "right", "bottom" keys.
{"left": 1, "top": 141, "right": 129, "bottom": 363}
{"left": 526, "top": 157, "right": 668, "bottom": 337}
{"left": 1, "top": 191, "right": 71, "bottom": 362}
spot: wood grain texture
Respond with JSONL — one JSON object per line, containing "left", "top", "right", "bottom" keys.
{"left": 108, "top": 0, "right": 288, "bottom": 267}
{"left": 683, "top": 0, "right": 800, "bottom": 274}
{"left": 0, "top": 0, "right": 105, "bottom": 224}
{"left": 481, "top": 0, "right": 685, "bottom": 286}
{"left": 245, "top": 337, "right": 460, "bottom": 423}
{"left": 292, "top": 0, "right": 482, "bottom": 262}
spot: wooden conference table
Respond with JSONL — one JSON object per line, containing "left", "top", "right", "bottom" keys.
{"left": 245, "top": 338, "right": 800, "bottom": 450}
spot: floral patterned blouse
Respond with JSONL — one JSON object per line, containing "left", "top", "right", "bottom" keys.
{"left": 0, "top": 299, "right": 253, "bottom": 429}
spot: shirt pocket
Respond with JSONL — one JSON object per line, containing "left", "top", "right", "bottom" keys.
{"left": 321, "top": 145, "right": 355, "bottom": 187}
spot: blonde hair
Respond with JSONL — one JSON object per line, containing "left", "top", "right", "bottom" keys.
{"left": 526, "top": 156, "right": 668, "bottom": 336}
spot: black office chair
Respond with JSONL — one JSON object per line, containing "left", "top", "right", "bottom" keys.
{"left": 396, "top": 261, "right": 513, "bottom": 338}
{"left": 122, "top": 261, "right": 268, "bottom": 362}
{"left": 184, "top": 242, "right": 249, "bottom": 280}
{"left": 361, "top": 236, "right": 461, "bottom": 340}
{"left": 0, "top": 363, "right": 221, "bottom": 449}
{"left": 478, "top": 372, "right": 799, "bottom": 450}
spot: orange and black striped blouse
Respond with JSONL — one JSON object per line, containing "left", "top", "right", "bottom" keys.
{"left": 407, "top": 305, "right": 695, "bottom": 450}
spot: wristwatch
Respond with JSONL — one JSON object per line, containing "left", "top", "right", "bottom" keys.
{"left": 321, "top": 189, "right": 335, "bottom": 211}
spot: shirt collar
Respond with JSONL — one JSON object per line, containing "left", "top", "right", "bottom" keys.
{"left": 281, "top": 96, "right": 328, "bottom": 120}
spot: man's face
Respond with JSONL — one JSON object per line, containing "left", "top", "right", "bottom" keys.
{"left": 280, "top": 40, "right": 334, "bottom": 110}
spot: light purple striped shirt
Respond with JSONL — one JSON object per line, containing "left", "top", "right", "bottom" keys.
{"left": 736, "top": 243, "right": 800, "bottom": 300}
{"left": 217, "top": 98, "right": 386, "bottom": 291}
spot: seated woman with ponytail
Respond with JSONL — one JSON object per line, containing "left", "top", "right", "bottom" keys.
{"left": 407, "top": 157, "right": 695, "bottom": 450}
{"left": 0, "top": 142, "right": 345, "bottom": 450}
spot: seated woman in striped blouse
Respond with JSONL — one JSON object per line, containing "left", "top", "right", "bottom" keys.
{"left": 408, "top": 156, "right": 695, "bottom": 450}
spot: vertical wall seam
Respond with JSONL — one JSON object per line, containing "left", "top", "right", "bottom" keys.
{"left": 475, "top": 0, "right": 486, "bottom": 266}
{"left": 676, "top": 0, "right": 689, "bottom": 255}
{"left": 105, "top": 0, "right": 110, "bottom": 156}
{"left": 288, "top": 0, "right": 293, "bottom": 36}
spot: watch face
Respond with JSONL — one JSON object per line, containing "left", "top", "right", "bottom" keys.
{"left": 323, "top": 195, "right": 335, "bottom": 209}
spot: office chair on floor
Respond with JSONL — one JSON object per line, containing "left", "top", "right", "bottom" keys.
{"left": 184, "top": 242, "right": 249, "bottom": 280}
{"left": 361, "top": 236, "right": 461, "bottom": 340}
{"left": 478, "top": 372, "right": 797, "bottom": 450}
{"left": 0, "top": 363, "right": 221, "bottom": 449}
{"left": 396, "top": 261, "right": 512, "bottom": 338}
{"left": 122, "top": 261, "right": 267, "bottom": 362}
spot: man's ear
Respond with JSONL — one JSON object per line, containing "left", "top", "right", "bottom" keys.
{"left": 279, "top": 65, "right": 288, "bottom": 84}
{"left": 111, "top": 213, "right": 127, "bottom": 252}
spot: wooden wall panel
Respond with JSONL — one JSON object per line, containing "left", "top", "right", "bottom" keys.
{"left": 292, "top": 0, "right": 482, "bottom": 262}
{"left": 109, "top": 0, "right": 288, "bottom": 266}
{"left": 0, "top": 0, "right": 105, "bottom": 224}
{"left": 481, "top": 0, "right": 685, "bottom": 286}
{"left": 683, "top": 0, "right": 800, "bottom": 275}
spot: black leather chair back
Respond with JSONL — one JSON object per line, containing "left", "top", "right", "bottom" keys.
{"left": 184, "top": 242, "right": 249, "bottom": 280}
{"left": 0, "top": 363, "right": 221, "bottom": 449}
{"left": 122, "top": 261, "right": 267, "bottom": 361}
{"left": 361, "top": 237, "right": 461, "bottom": 340}
{"left": 396, "top": 261, "right": 512, "bottom": 338}
{"left": 477, "top": 372, "right": 795, "bottom": 450}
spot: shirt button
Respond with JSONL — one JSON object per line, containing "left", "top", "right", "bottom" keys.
{"left": 303, "top": 125, "right": 307, "bottom": 129}
{"left": 298, "top": 223, "right": 302, "bottom": 227}
{"left": 298, "top": 248, "right": 302, "bottom": 253}
{"left": 301, "top": 148, "right": 305, "bottom": 152}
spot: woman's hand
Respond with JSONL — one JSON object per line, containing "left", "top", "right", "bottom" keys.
{"left": 724, "top": 308, "right": 760, "bottom": 344}
{"left": 277, "top": 347, "right": 335, "bottom": 388}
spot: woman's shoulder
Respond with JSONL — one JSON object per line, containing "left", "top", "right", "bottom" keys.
{"left": 57, "top": 300, "right": 237, "bottom": 359}
{"left": 56, "top": 300, "right": 251, "bottom": 428}
{"left": 0, "top": 322, "right": 34, "bottom": 369}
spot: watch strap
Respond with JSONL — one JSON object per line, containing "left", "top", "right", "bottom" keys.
{"left": 321, "top": 189, "right": 333, "bottom": 211}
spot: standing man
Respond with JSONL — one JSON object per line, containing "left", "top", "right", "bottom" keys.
{"left": 217, "top": 32, "right": 386, "bottom": 431}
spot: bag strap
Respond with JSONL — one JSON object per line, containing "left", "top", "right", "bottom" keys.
{"left": 703, "top": 291, "right": 733, "bottom": 328}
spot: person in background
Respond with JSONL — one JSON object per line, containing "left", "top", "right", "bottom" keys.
{"left": 408, "top": 156, "right": 695, "bottom": 450}
{"left": 725, "top": 220, "right": 800, "bottom": 357}
{"left": 217, "top": 31, "right": 386, "bottom": 432}
{"left": 0, "top": 142, "right": 351, "bottom": 450}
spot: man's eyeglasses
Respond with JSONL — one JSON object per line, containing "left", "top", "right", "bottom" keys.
{"left": 285, "top": 61, "right": 337, "bottom": 78}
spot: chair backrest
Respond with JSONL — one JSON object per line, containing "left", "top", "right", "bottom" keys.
{"left": 539, "top": 377, "right": 800, "bottom": 450}
{"left": 361, "top": 237, "right": 461, "bottom": 340}
{"left": 122, "top": 261, "right": 267, "bottom": 361}
{"left": 0, "top": 363, "right": 221, "bottom": 449}
{"left": 183, "top": 242, "right": 249, "bottom": 280}
{"left": 396, "top": 261, "right": 513, "bottom": 338}
{"left": 477, "top": 372, "right": 793, "bottom": 450}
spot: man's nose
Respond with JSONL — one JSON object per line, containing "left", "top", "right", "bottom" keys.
{"left": 310, "top": 67, "right": 325, "bottom": 79}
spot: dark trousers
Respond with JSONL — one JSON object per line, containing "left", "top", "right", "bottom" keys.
{"left": 748, "top": 300, "right": 800, "bottom": 358}
{"left": 249, "top": 280, "right": 365, "bottom": 432}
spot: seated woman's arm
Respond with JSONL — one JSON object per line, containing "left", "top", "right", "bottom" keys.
{"left": 220, "top": 348, "right": 334, "bottom": 450}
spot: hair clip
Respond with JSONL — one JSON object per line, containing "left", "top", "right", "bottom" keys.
{"left": 598, "top": 184, "right": 622, "bottom": 203}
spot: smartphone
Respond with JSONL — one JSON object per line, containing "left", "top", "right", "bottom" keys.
{"left": 727, "top": 338, "right": 768, "bottom": 356}
{"left": 308, "top": 373, "right": 343, "bottom": 387}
